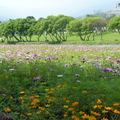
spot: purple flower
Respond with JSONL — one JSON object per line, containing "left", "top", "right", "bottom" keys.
{"left": 34, "top": 54, "right": 38, "bottom": 57}
{"left": 26, "top": 57, "right": 30, "bottom": 60}
{"left": 75, "top": 74, "right": 80, "bottom": 76}
{"left": 99, "top": 74, "right": 103, "bottom": 77}
{"left": 118, "top": 74, "right": 120, "bottom": 76}
{"left": 103, "top": 68, "right": 114, "bottom": 72}
{"left": 64, "top": 64, "right": 69, "bottom": 67}
{"left": 117, "top": 59, "right": 120, "bottom": 62}
{"left": 33, "top": 77, "right": 41, "bottom": 80}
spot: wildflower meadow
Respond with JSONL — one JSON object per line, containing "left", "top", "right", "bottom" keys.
{"left": 0, "top": 44, "right": 120, "bottom": 120}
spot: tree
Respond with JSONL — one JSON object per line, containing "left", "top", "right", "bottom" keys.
{"left": 108, "top": 16, "right": 120, "bottom": 34}
{"left": 67, "top": 19, "right": 83, "bottom": 40}
{"left": 91, "top": 19, "right": 108, "bottom": 40}
{"left": 52, "top": 15, "right": 74, "bottom": 41}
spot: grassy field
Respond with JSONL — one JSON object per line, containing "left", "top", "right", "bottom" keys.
{"left": 0, "top": 45, "right": 120, "bottom": 119}
{"left": 0, "top": 32, "right": 120, "bottom": 45}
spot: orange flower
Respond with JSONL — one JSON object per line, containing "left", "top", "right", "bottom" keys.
{"left": 71, "top": 116, "right": 80, "bottom": 120}
{"left": 96, "top": 99, "right": 102, "bottom": 104}
{"left": 72, "top": 102, "right": 79, "bottom": 106}
{"left": 30, "top": 106, "right": 37, "bottom": 108}
{"left": 30, "top": 96, "right": 35, "bottom": 98}
{"left": 50, "top": 88, "right": 55, "bottom": 91}
{"left": 113, "top": 103, "right": 120, "bottom": 106}
{"left": 79, "top": 111, "right": 85, "bottom": 114}
{"left": 20, "top": 114, "right": 25, "bottom": 117}
{"left": 66, "top": 100, "right": 70, "bottom": 103}
{"left": 38, "top": 107, "right": 45, "bottom": 110}
{"left": 89, "top": 116, "right": 97, "bottom": 120}
{"left": 81, "top": 114, "right": 89, "bottom": 119}
{"left": 113, "top": 109, "right": 120, "bottom": 113}
{"left": 19, "top": 91, "right": 25, "bottom": 94}
{"left": 4, "top": 108, "right": 11, "bottom": 112}
{"left": 31, "top": 99, "right": 40, "bottom": 105}
{"left": 68, "top": 108, "right": 74, "bottom": 111}
{"left": 82, "top": 90, "right": 88, "bottom": 93}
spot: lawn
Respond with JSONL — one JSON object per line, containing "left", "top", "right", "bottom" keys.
{"left": 0, "top": 44, "right": 120, "bottom": 120}
{"left": 0, "top": 32, "right": 120, "bottom": 45}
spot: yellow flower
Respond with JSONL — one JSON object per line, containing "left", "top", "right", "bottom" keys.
{"left": 34, "top": 95, "right": 39, "bottom": 97}
{"left": 104, "top": 107, "right": 113, "bottom": 111}
{"left": 45, "top": 104, "right": 51, "bottom": 107}
{"left": 96, "top": 99, "right": 102, "bottom": 104}
{"left": 63, "top": 105, "right": 69, "bottom": 108}
{"left": 4, "top": 108, "right": 11, "bottom": 112}
{"left": 82, "top": 90, "right": 88, "bottom": 93}
{"left": 21, "top": 100, "right": 25, "bottom": 102}
{"left": 19, "top": 91, "right": 25, "bottom": 94}
{"left": 19, "top": 97, "right": 23, "bottom": 99}
{"left": 36, "top": 111, "right": 41, "bottom": 114}
{"left": 27, "top": 113, "right": 32, "bottom": 116}
{"left": 9, "top": 96, "right": 13, "bottom": 99}
{"left": 45, "top": 89, "right": 49, "bottom": 91}
{"left": 93, "top": 105, "right": 103, "bottom": 109}
{"left": 72, "top": 102, "right": 79, "bottom": 106}
{"left": 102, "top": 110, "right": 108, "bottom": 113}
{"left": 91, "top": 111, "right": 101, "bottom": 116}
{"left": 5, "top": 75, "right": 9, "bottom": 78}
{"left": 46, "top": 111, "right": 50, "bottom": 114}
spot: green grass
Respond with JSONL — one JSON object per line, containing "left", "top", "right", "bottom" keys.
{"left": 0, "top": 45, "right": 120, "bottom": 119}
{"left": 0, "top": 32, "right": 120, "bottom": 45}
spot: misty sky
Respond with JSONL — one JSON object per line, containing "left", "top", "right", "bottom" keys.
{"left": 0, "top": 0, "right": 117, "bottom": 20}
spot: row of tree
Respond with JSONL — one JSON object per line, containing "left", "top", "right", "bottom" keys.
{"left": 0, "top": 14, "right": 119, "bottom": 42}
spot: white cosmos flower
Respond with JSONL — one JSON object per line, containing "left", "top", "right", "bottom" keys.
{"left": 57, "top": 75, "right": 63, "bottom": 77}
{"left": 9, "top": 69, "right": 15, "bottom": 71}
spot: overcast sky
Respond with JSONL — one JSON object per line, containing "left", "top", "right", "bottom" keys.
{"left": 0, "top": 0, "right": 117, "bottom": 20}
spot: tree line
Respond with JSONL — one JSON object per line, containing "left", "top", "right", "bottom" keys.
{"left": 0, "top": 14, "right": 119, "bottom": 43}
